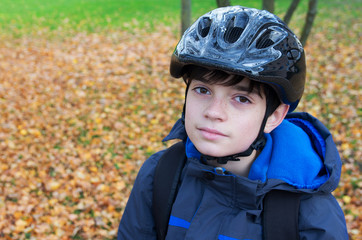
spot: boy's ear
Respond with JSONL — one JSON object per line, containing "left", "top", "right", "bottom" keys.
{"left": 264, "top": 104, "right": 289, "bottom": 133}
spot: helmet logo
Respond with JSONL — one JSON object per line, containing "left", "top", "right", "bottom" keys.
{"left": 287, "top": 49, "right": 301, "bottom": 61}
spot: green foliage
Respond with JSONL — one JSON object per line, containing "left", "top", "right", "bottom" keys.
{"left": 0, "top": 0, "right": 360, "bottom": 38}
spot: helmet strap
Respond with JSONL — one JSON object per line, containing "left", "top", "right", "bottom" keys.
{"left": 181, "top": 83, "right": 190, "bottom": 125}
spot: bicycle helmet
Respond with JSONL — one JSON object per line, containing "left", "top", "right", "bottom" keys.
{"left": 170, "top": 5, "right": 306, "bottom": 112}
{"left": 171, "top": 6, "right": 306, "bottom": 163}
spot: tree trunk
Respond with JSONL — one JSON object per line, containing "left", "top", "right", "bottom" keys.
{"left": 284, "top": 0, "right": 300, "bottom": 25}
{"left": 216, "top": 0, "right": 231, "bottom": 7}
{"left": 262, "top": 0, "right": 274, "bottom": 13}
{"left": 181, "top": 0, "right": 191, "bottom": 34}
{"left": 300, "top": 0, "right": 318, "bottom": 46}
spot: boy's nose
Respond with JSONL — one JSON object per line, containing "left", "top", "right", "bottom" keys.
{"left": 203, "top": 98, "right": 227, "bottom": 121}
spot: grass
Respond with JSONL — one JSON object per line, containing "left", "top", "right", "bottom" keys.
{"left": 0, "top": 0, "right": 360, "bottom": 39}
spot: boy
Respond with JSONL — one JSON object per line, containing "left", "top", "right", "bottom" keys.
{"left": 118, "top": 6, "right": 348, "bottom": 239}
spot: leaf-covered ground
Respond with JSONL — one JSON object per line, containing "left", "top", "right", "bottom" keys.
{"left": 0, "top": 25, "right": 360, "bottom": 239}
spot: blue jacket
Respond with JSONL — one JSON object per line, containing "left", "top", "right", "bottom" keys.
{"left": 117, "top": 112, "right": 348, "bottom": 239}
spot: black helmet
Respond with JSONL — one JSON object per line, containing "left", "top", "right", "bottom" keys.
{"left": 170, "top": 6, "right": 306, "bottom": 112}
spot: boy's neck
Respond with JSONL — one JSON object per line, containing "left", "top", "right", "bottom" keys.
{"left": 206, "top": 150, "right": 259, "bottom": 177}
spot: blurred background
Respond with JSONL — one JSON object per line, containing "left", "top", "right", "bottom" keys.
{"left": 0, "top": 0, "right": 360, "bottom": 239}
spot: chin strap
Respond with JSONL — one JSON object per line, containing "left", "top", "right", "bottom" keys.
{"left": 201, "top": 136, "right": 266, "bottom": 164}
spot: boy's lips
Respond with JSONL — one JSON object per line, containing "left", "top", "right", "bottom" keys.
{"left": 198, "top": 127, "right": 227, "bottom": 140}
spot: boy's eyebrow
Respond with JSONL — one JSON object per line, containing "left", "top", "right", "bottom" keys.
{"left": 232, "top": 85, "right": 254, "bottom": 93}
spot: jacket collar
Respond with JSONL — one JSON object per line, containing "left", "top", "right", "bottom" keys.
{"left": 163, "top": 118, "right": 187, "bottom": 142}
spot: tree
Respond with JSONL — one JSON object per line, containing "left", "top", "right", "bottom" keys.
{"left": 284, "top": 0, "right": 301, "bottom": 25}
{"left": 216, "top": 0, "right": 231, "bottom": 7}
{"left": 181, "top": 0, "right": 191, "bottom": 34}
{"left": 262, "top": 0, "right": 275, "bottom": 13}
{"left": 300, "top": 0, "right": 318, "bottom": 46}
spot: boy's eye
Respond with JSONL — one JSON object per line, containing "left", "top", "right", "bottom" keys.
{"left": 194, "top": 87, "right": 210, "bottom": 95}
{"left": 235, "top": 96, "right": 251, "bottom": 103}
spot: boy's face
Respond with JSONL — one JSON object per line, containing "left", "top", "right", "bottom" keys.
{"left": 185, "top": 78, "right": 267, "bottom": 158}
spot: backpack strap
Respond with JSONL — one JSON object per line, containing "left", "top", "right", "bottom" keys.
{"left": 263, "top": 190, "right": 301, "bottom": 240}
{"left": 152, "top": 142, "right": 186, "bottom": 240}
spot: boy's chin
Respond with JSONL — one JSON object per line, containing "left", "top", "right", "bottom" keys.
{"left": 197, "top": 146, "right": 235, "bottom": 158}
{"left": 196, "top": 143, "right": 253, "bottom": 159}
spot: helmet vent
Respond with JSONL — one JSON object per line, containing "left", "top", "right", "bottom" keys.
{"left": 256, "top": 29, "right": 275, "bottom": 49}
{"left": 224, "top": 16, "right": 245, "bottom": 43}
{"left": 225, "top": 27, "right": 244, "bottom": 43}
{"left": 198, "top": 17, "right": 212, "bottom": 38}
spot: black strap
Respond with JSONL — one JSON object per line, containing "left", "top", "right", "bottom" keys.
{"left": 152, "top": 142, "right": 186, "bottom": 240}
{"left": 263, "top": 190, "right": 301, "bottom": 240}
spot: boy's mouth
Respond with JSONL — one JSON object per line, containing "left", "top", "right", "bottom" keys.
{"left": 198, "top": 127, "right": 227, "bottom": 140}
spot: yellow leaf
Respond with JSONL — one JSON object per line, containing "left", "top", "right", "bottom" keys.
{"left": 107, "top": 205, "right": 115, "bottom": 212}
{"left": 68, "top": 118, "right": 78, "bottom": 125}
{"left": 0, "top": 164, "right": 8, "bottom": 171}
{"left": 48, "top": 181, "right": 61, "bottom": 191}
{"left": 150, "top": 119, "right": 158, "bottom": 125}
{"left": 28, "top": 128, "right": 42, "bottom": 137}
{"left": 48, "top": 198, "right": 58, "bottom": 206}
{"left": 341, "top": 143, "right": 350, "bottom": 151}
{"left": 95, "top": 118, "right": 102, "bottom": 124}
{"left": 90, "top": 177, "right": 100, "bottom": 184}
{"left": 116, "top": 181, "right": 126, "bottom": 191}
{"left": 89, "top": 166, "right": 98, "bottom": 172}
{"left": 343, "top": 195, "right": 351, "bottom": 204}
{"left": 83, "top": 152, "right": 92, "bottom": 160}
{"left": 13, "top": 211, "right": 22, "bottom": 219}
{"left": 20, "top": 129, "right": 28, "bottom": 136}
{"left": 6, "top": 140, "right": 15, "bottom": 149}
{"left": 97, "top": 184, "right": 109, "bottom": 192}
{"left": 15, "top": 219, "right": 28, "bottom": 232}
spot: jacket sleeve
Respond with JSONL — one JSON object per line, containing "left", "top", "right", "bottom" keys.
{"left": 298, "top": 193, "right": 348, "bottom": 240}
{"left": 117, "top": 150, "right": 164, "bottom": 240}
